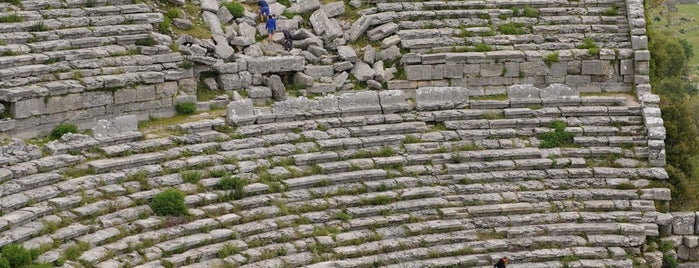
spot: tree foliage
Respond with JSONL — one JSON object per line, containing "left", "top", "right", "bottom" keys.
{"left": 649, "top": 28, "right": 699, "bottom": 211}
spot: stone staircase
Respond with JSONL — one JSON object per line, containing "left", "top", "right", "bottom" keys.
{"left": 0, "top": 0, "right": 191, "bottom": 136}
{"left": 0, "top": 85, "right": 671, "bottom": 267}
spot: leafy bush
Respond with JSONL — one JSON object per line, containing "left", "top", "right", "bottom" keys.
{"left": 151, "top": 188, "right": 188, "bottom": 216}
{"left": 175, "top": 102, "right": 197, "bottom": 115}
{"left": 0, "top": 14, "right": 23, "bottom": 23}
{"left": 51, "top": 123, "right": 78, "bottom": 139}
{"left": 537, "top": 120, "right": 574, "bottom": 148}
{"left": 576, "top": 38, "right": 598, "bottom": 49}
{"left": 222, "top": 1, "right": 245, "bottom": 19}
{"left": 0, "top": 244, "right": 34, "bottom": 268}
{"left": 215, "top": 175, "right": 247, "bottom": 200}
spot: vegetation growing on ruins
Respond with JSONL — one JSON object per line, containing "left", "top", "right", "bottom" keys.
{"left": 537, "top": 120, "right": 574, "bottom": 148}
{"left": 222, "top": 2, "right": 245, "bottom": 19}
{"left": 0, "top": 244, "right": 40, "bottom": 268}
{"left": 648, "top": 2, "right": 699, "bottom": 211}
{"left": 175, "top": 102, "right": 197, "bottom": 115}
{"left": 151, "top": 188, "right": 188, "bottom": 216}
{"left": 50, "top": 123, "right": 78, "bottom": 140}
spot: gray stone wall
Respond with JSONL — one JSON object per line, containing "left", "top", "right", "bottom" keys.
{"left": 624, "top": 0, "right": 665, "bottom": 168}
{"left": 390, "top": 49, "right": 635, "bottom": 96}
{"left": 3, "top": 68, "right": 193, "bottom": 137}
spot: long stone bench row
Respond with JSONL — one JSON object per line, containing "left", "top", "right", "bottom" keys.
{"left": 0, "top": 3, "right": 153, "bottom": 20}
{"left": 0, "top": 23, "right": 153, "bottom": 45}
{"left": 0, "top": 13, "right": 162, "bottom": 34}
{"left": 368, "top": 0, "right": 616, "bottom": 8}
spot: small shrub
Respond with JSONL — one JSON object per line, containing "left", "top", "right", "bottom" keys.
{"left": 477, "top": 13, "right": 490, "bottom": 19}
{"left": 222, "top": 2, "right": 245, "bottom": 19}
{"left": 474, "top": 43, "right": 492, "bottom": 52}
{"left": 135, "top": 37, "right": 156, "bottom": 46}
{"left": 175, "top": 102, "right": 196, "bottom": 115}
{"left": 51, "top": 123, "right": 78, "bottom": 139}
{"left": 0, "top": 14, "right": 23, "bottom": 23}
{"left": 1, "top": 244, "right": 33, "bottom": 267}
{"left": 537, "top": 120, "right": 574, "bottom": 148}
{"left": 150, "top": 188, "right": 188, "bottom": 216}
{"left": 544, "top": 52, "right": 559, "bottom": 67}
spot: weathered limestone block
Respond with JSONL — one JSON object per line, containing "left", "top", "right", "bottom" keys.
{"left": 507, "top": 84, "right": 540, "bottom": 99}
{"left": 541, "top": 84, "right": 578, "bottom": 99}
{"left": 267, "top": 75, "right": 287, "bottom": 101}
{"left": 367, "top": 22, "right": 398, "bottom": 41}
{"left": 320, "top": 1, "right": 345, "bottom": 18}
{"left": 305, "top": 65, "right": 334, "bottom": 80}
{"left": 309, "top": 9, "right": 342, "bottom": 42}
{"left": 378, "top": 90, "right": 409, "bottom": 114}
{"left": 92, "top": 115, "right": 138, "bottom": 140}
{"left": 219, "top": 74, "right": 242, "bottom": 91}
{"left": 338, "top": 91, "right": 381, "bottom": 116}
{"left": 350, "top": 61, "right": 375, "bottom": 82}
{"left": 337, "top": 46, "right": 358, "bottom": 63}
{"left": 247, "top": 56, "right": 305, "bottom": 74}
{"left": 289, "top": 0, "right": 321, "bottom": 14}
{"left": 272, "top": 95, "right": 339, "bottom": 116}
{"left": 673, "top": 212, "right": 696, "bottom": 235}
{"left": 227, "top": 99, "right": 256, "bottom": 126}
{"left": 581, "top": 60, "right": 615, "bottom": 76}
{"left": 405, "top": 65, "right": 431, "bottom": 81}
{"left": 415, "top": 87, "right": 468, "bottom": 111}
{"left": 246, "top": 86, "right": 272, "bottom": 99}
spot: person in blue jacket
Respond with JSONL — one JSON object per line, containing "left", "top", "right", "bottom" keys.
{"left": 258, "top": 0, "right": 269, "bottom": 22}
{"left": 266, "top": 15, "right": 276, "bottom": 42}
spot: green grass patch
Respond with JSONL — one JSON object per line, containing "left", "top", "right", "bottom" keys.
{"left": 474, "top": 43, "right": 492, "bottom": 52}
{"left": 522, "top": 6, "right": 538, "bottom": 17}
{"left": 498, "top": 22, "right": 526, "bottom": 35}
{"left": 470, "top": 94, "right": 508, "bottom": 101}
{"left": 0, "top": 14, "right": 23, "bottom": 23}
{"left": 544, "top": 52, "right": 559, "bottom": 67}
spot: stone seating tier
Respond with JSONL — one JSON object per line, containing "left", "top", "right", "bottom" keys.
{"left": 0, "top": 86, "right": 670, "bottom": 267}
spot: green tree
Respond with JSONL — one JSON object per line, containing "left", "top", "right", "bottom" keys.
{"left": 649, "top": 27, "right": 699, "bottom": 211}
